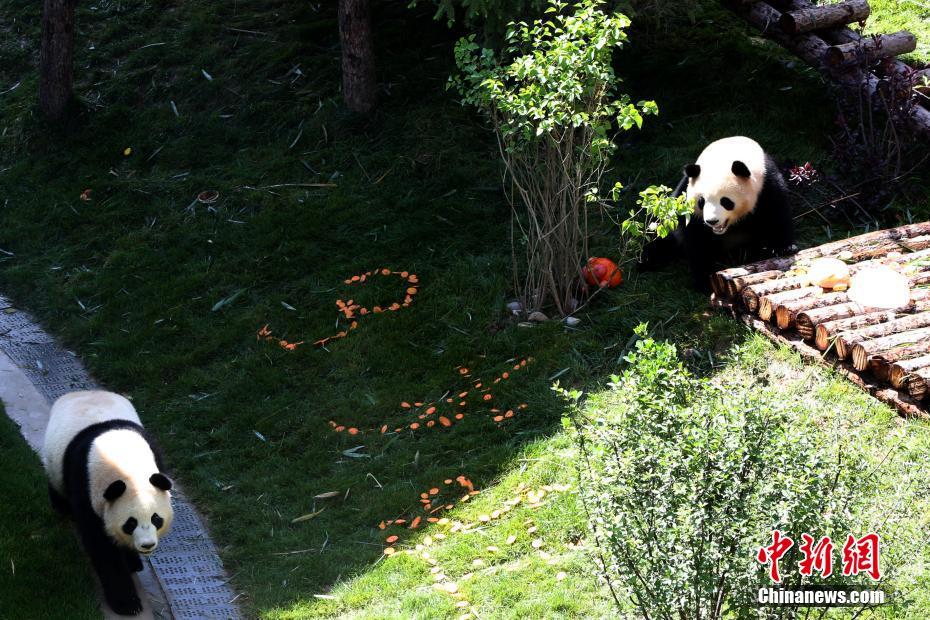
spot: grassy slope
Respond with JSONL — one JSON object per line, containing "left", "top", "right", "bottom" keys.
{"left": 0, "top": 0, "right": 928, "bottom": 617}
{"left": 0, "top": 411, "right": 99, "bottom": 620}
{"left": 295, "top": 334, "right": 930, "bottom": 619}
{"left": 864, "top": 0, "right": 930, "bottom": 64}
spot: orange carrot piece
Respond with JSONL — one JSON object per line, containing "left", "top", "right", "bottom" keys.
{"left": 439, "top": 416, "right": 452, "bottom": 427}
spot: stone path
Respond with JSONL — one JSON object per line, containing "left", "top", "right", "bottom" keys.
{"left": 0, "top": 296, "right": 241, "bottom": 619}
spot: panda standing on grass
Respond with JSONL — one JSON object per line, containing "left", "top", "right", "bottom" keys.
{"left": 645, "top": 136, "right": 797, "bottom": 291}
{"left": 43, "top": 390, "right": 174, "bottom": 616}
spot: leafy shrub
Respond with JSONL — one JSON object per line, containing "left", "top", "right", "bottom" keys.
{"left": 561, "top": 325, "right": 873, "bottom": 619}
{"left": 451, "top": 0, "right": 658, "bottom": 316}
{"left": 618, "top": 183, "right": 692, "bottom": 263}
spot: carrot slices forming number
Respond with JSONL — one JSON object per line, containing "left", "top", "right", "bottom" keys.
{"left": 260, "top": 269, "right": 419, "bottom": 352}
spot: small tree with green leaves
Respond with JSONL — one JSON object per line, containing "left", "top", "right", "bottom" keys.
{"left": 560, "top": 325, "right": 875, "bottom": 619}
{"left": 452, "top": 0, "right": 658, "bottom": 316}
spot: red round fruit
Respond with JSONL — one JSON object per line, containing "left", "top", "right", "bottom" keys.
{"left": 583, "top": 257, "right": 622, "bottom": 288}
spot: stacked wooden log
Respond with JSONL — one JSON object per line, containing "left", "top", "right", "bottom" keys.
{"left": 726, "top": 0, "right": 930, "bottom": 140}
{"left": 714, "top": 221, "right": 930, "bottom": 412}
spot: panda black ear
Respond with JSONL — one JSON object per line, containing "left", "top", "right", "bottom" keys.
{"left": 684, "top": 164, "right": 701, "bottom": 178}
{"left": 104, "top": 480, "right": 126, "bottom": 502}
{"left": 150, "top": 473, "right": 173, "bottom": 491}
{"left": 732, "top": 160, "right": 752, "bottom": 178}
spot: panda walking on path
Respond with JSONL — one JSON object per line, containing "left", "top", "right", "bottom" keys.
{"left": 645, "top": 136, "right": 797, "bottom": 291}
{"left": 43, "top": 391, "right": 174, "bottom": 616}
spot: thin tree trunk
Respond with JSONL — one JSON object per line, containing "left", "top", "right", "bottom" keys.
{"left": 39, "top": 0, "right": 76, "bottom": 120}
{"left": 338, "top": 0, "right": 377, "bottom": 114}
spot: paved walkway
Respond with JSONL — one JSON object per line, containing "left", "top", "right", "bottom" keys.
{"left": 0, "top": 297, "right": 240, "bottom": 619}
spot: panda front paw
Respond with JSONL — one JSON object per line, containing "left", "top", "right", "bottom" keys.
{"left": 125, "top": 550, "right": 144, "bottom": 573}
{"left": 103, "top": 581, "right": 143, "bottom": 616}
{"left": 105, "top": 589, "right": 143, "bottom": 616}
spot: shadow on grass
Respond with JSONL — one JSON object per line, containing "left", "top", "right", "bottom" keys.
{"left": 1, "top": 0, "right": 928, "bottom": 616}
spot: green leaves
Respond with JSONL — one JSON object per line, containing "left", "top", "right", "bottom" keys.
{"left": 620, "top": 185, "right": 692, "bottom": 260}
{"left": 571, "top": 327, "right": 871, "bottom": 618}
{"left": 451, "top": 0, "right": 652, "bottom": 162}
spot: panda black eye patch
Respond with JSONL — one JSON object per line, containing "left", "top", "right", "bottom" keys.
{"left": 152, "top": 513, "right": 164, "bottom": 529}
{"left": 720, "top": 197, "right": 735, "bottom": 210}
{"left": 122, "top": 517, "right": 138, "bottom": 534}
{"left": 696, "top": 196, "right": 705, "bottom": 209}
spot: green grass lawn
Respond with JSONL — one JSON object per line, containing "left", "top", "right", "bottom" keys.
{"left": 865, "top": 0, "right": 930, "bottom": 64}
{"left": 0, "top": 0, "right": 929, "bottom": 617}
{"left": 0, "top": 411, "right": 99, "bottom": 620}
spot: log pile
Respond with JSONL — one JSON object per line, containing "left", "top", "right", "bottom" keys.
{"left": 714, "top": 221, "right": 930, "bottom": 418}
{"left": 725, "top": 0, "right": 930, "bottom": 141}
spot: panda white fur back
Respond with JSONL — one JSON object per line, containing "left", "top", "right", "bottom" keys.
{"left": 44, "top": 391, "right": 142, "bottom": 495}
{"left": 43, "top": 390, "right": 173, "bottom": 616}
{"left": 642, "top": 136, "right": 795, "bottom": 290}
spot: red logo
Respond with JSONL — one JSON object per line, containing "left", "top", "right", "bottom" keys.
{"left": 842, "top": 533, "right": 881, "bottom": 581}
{"left": 799, "top": 534, "right": 834, "bottom": 578}
{"left": 758, "top": 531, "right": 881, "bottom": 583}
{"left": 756, "top": 530, "right": 794, "bottom": 583}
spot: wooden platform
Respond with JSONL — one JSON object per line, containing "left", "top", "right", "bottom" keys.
{"left": 713, "top": 221, "right": 930, "bottom": 420}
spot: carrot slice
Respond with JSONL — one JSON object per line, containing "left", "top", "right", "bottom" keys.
{"left": 438, "top": 416, "right": 452, "bottom": 427}
{"left": 410, "top": 516, "right": 421, "bottom": 529}
{"left": 383, "top": 547, "right": 396, "bottom": 556}
{"left": 454, "top": 413, "right": 464, "bottom": 420}
{"left": 410, "top": 423, "right": 420, "bottom": 430}
{"left": 348, "top": 427, "right": 359, "bottom": 435}
{"left": 386, "top": 535, "right": 399, "bottom": 544}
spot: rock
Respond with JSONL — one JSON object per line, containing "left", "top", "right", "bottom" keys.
{"left": 506, "top": 301, "right": 523, "bottom": 316}
{"left": 564, "top": 316, "right": 581, "bottom": 327}
{"left": 528, "top": 311, "right": 548, "bottom": 322}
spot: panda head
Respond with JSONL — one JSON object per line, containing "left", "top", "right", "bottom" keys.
{"left": 102, "top": 473, "right": 174, "bottom": 554}
{"left": 684, "top": 136, "right": 766, "bottom": 236}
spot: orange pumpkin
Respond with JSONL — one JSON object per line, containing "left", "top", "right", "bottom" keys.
{"left": 583, "top": 257, "right": 622, "bottom": 288}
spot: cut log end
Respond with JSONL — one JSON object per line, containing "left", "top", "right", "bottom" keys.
{"left": 815, "top": 324, "right": 832, "bottom": 350}
{"left": 776, "top": 306, "right": 795, "bottom": 330}
{"left": 851, "top": 343, "right": 870, "bottom": 371}
{"left": 825, "top": 31, "right": 917, "bottom": 67}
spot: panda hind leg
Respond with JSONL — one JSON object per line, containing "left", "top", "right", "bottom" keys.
{"left": 48, "top": 484, "right": 71, "bottom": 515}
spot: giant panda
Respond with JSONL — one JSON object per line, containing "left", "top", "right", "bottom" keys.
{"left": 43, "top": 390, "right": 173, "bottom": 616}
{"left": 645, "top": 136, "right": 796, "bottom": 291}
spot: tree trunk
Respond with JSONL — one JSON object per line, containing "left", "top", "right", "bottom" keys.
{"left": 797, "top": 302, "right": 862, "bottom": 341}
{"left": 742, "top": 277, "right": 808, "bottom": 314}
{"left": 835, "top": 311, "right": 930, "bottom": 360}
{"left": 713, "top": 222, "right": 930, "bottom": 298}
{"left": 338, "top": 0, "right": 377, "bottom": 114}
{"left": 779, "top": 0, "right": 870, "bottom": 35}
{"left": 775, "top": 292, "right": 848, "bottom": 330}
{"left": 39, "top": 0, "right": 76, "bottom": 121}
{"left": 889, "top": 354, "right": 930, "bottom": 388}
{"left": 907, "top": 367, "right": 930, "bottom": 400}
{"left": 758, "top": 286, "right": 821, "bottom": 322}
{"left": 825, "top": 31, "right": 917, "bottom": 67}
{"left": 869, "top": 343, "right": 930, "bottom": 381}
{"left": 850, "top": 326, "right": 930, "bottom": 371}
